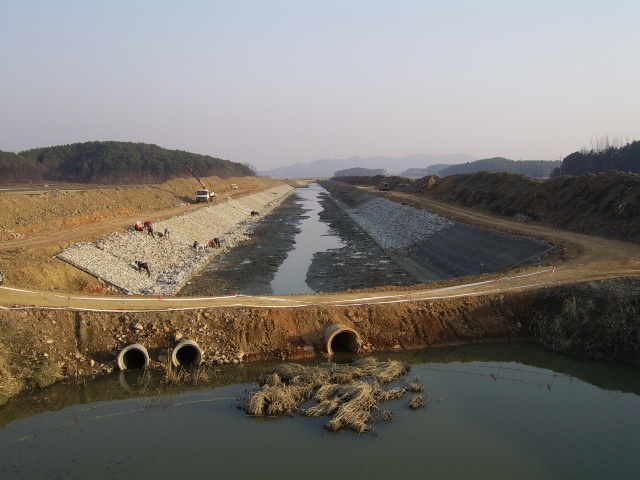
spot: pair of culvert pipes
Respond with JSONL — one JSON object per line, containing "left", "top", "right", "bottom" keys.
{"left": 117, "top": 324, "right": 362, "bottom": 370}
{"left": 117, "top": 339, "right": 203, "bottom": 370}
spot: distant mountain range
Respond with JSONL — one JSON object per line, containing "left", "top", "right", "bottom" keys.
{"left": 258, "top": 153, "right": 478, "bottom": 178}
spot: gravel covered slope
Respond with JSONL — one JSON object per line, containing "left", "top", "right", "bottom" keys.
{"left": 321, "top": 185, "right": 555, "bottom": 284}
{"left": 56, "top": 185, "right": 294, "bottom": 295}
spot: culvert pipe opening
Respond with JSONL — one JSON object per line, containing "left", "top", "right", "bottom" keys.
{"left": 172, "top": 339, "right": 203, "bottom": 367}
{"left": 117, "top": 343, "right": 150, "bottom": 370}
{"left": 324, "top": 324, "right": 362, "bottom": 355}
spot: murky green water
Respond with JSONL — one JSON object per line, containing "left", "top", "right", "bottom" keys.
{"left": 1, "top": 343, "right": 639, "bottom": 479}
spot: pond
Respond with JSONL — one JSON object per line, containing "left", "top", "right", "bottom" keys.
{"left": 1, "top": 343, "right": 639, "bottom": 479}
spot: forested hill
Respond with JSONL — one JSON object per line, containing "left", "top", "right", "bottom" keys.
{"left": 436, "top": 157, "right": 560, "bottom": 178}
{"left": 0, "top": 141, "right": 255, "bottom": 184}
{"left": 558, "top": 140, "right": 640, "bottom": 176}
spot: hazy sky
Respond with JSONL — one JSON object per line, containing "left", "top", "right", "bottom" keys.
{"left": 1, "top": 1, "right": 638, "bottom": 171}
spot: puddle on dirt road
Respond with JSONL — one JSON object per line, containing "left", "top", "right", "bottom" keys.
{"left": 270, "top": 183, "right": 344, "bottom": 294}
{"left": 2, "top": 343, "right": 640, "bottom": 479}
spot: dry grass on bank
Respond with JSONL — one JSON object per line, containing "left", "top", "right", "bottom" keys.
{"left": 533, "top": 281, "right": 640, "bottom": 363}
{"left": 0, "top": 353, "right": 61, "bottom": 406}
{"left": 241, "top": 357, "right": 424, "bottom": 434}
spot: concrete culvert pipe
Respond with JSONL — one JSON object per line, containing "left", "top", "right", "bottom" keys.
{"left": 117, "top": 343, "right": 150, "bottom": 370}
{"left": 324, "top": 324, "right": 362, "bottom": 355}
{"left": 172, "top": 339, "right": 203, "bottom": 367}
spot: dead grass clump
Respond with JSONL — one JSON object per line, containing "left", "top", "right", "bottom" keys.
{"left": 162, "top": 359, "right": 211, "bottom": 386}
{"left": 242, "top": 357, "right": 422, "bottom": 434}
{"left": 246, "top": 379, "right": 314, "bottom": 417}
{"left": 0, "top": 354, "right": 23, "bottom": 405}
{"left": 409, "top": 376, "right": 425, "bottom": 393}
{"left": 378, "top": 386, "right": 409, "bottom": 402}
{"left": 27, "top": 359, "right": 61, "bottom": 389}
{"left": 409, "top": 394, "right": 426, "bottom": 410}
{"left": 351, "top": 357, "right": 410, "bottom": 383}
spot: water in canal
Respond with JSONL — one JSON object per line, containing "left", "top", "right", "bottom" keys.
{"left": 270, "top": 182, "right": 344, "bottom": 294}
{"left": 1, "top": 343, "right": 639, "bottom": 479}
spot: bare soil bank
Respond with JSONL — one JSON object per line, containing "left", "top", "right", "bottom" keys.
{"left": 3, "top": 277, "right": 638, "bottom": 389}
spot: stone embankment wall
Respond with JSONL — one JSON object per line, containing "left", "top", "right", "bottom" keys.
{"left": 323, "top": 187, "right": 554, "bottom": 283}
{"left": 331, "top": 195, "right": 454, "bottom": 250}
{"left": 56, "top": 185, "right": 295, "bottom": 295}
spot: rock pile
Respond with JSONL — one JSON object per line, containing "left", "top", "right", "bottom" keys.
{"left": 57, "top": 185, "right": 295, "bottom": 295}
{"left": 332, "top": 196, "right": 454, "bottom": 250}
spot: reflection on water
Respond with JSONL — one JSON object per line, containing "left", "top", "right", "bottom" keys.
{"left": 270, "top": 183, "right": 344, "bottom": 294}
{"left": 1, "top": 343, "right": 640, "bottom": 480}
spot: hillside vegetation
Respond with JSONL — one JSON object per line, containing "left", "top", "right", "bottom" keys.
{"left": 401, "top": 158, "right": 559, "bottom": 178}
{"left": 334, "top": 167, "right": 385, "bottom": 176}
{"left": 559, "top": 140, "right": 640, "bottom": 176}
{"left": 439, "top": 157, "right": 560, "bottom": 177}
{"left": 0, "top": 141, "right": 254, "bottom": 184}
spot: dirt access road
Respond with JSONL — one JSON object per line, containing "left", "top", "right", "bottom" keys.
{"left": 2, "top": 183, "right": 640, "bottom": 311}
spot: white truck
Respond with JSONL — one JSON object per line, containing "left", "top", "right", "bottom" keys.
{"left": 196, "top": 189, "right": 214, "bottom": 203}
{"left": 186, "top": 166, "right": 215, "bottom": 203}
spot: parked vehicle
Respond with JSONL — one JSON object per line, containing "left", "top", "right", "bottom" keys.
{"left": 186, "top": 166, "right": 215, "bottom": 203}
{"left": 195, "top": 189, "right": 213, "bottom": 202}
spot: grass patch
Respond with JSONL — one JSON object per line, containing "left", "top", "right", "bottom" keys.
{"left": 27, "top": 360, "right": 61, "bottom": 389}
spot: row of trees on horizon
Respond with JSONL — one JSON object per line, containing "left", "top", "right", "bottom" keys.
{"left": 558, "top": 140, "right": 640, "bottom": 176}
{"left": 1, "top": 139, "right": 639, "bottom": 184}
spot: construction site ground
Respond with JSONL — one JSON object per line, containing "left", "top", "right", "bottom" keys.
{"left": 1, "top": 173, "right": 640, "bottom": 397}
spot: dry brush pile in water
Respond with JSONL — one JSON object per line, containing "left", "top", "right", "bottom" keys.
{"left": 240, "top": 357, "right": 426, "bottom": 434}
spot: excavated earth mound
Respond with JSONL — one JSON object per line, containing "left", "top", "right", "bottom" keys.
{"left": 411, "top": 171, "right": 640, "bottom": 242}
{"left": 336, "top": 171, "right": 640, "bottom": 243}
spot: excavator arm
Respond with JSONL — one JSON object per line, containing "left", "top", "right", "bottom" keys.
{"left": 186, "top": 165, "right": 207, "bottom": 190}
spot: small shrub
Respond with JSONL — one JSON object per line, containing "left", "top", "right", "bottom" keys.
{"left": 28, "top": 360, "right": 60, "bottom": 389}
